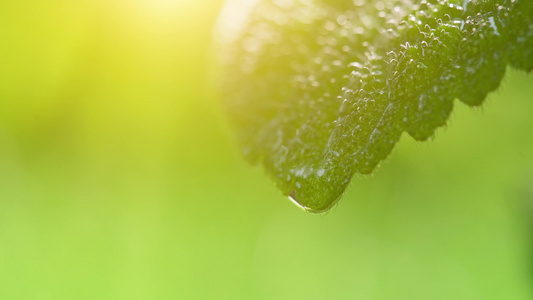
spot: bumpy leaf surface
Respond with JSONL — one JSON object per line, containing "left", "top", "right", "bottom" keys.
{"left": 217, "top": 0, "right": 533, "bottom": 212}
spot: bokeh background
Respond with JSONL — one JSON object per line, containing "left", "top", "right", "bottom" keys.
{"left": 1, "top": 0, "right": 533, "bottom": 299}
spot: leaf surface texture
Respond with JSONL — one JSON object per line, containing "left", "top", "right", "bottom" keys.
{"left": 217, "top": 0, "right": 533, "bottom": 212}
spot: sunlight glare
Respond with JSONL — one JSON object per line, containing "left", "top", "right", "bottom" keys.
{"left": 135, "top": 0, "right": 200, "bottom": 18}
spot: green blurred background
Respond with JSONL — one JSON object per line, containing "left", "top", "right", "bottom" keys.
{"left": 1, "top": 1, "right": 533, "bottom": 299}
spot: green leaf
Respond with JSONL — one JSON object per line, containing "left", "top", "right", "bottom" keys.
{"left": 217, "top": 0, "right": 533, "bottom": 212}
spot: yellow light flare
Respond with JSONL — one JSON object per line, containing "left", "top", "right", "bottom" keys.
{"left": 133, "top": 0, "right": 202, "bottom": 17}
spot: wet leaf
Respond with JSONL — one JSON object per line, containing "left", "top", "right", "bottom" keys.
{"left": 216, "top": 0, "right": 533, "bottom": 212}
